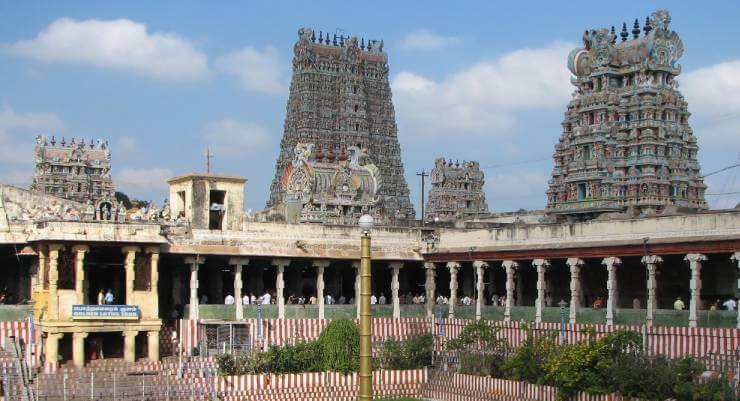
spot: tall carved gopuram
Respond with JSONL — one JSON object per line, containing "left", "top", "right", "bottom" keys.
{"left": 546, "top": 10, "right": 707, "bottom": 220}
{"left": 266, "top": 28, "right": 415, "bottom": 224}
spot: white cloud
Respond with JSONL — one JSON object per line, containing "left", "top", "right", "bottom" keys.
{"left": 682, "top": 60, "right": 740, "bottom": 117}
{"left": 6, "top": 18, "right": 209, "bottom": 81}
{"left": 203, "top": 119, "right": 272, "bottom": 156}
{"left": 117, "top": 136, "right": 137, "bottom": 152}
{"left": 397, "top": 30, "right": 459, "bottom": 51}
{"left": 215, "top": 46, "right": 284, "bottom": 94}
{"left": 392, "top": 42, "right": 574, "bottom": 138}
{"left": 116, "top": 168, "right": 173, "bottom": 192}
{"left": 0, "top": 104, "right": 63, "bottom": 165}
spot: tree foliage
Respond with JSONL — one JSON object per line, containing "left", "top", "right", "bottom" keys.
{"left": 317, "top": 318, "right": 360, "bottom": 374}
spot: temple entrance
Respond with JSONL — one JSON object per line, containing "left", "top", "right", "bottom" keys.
{"left": 87, "top": 264, "right": 125, "bottom": 305}
{"left": 87, "top": 332, "right": 124, "bottom": 359}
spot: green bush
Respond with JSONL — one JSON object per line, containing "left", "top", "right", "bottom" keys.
{"left": 446, "top": 320, "right": 510, "bottom": 376}
{"left": 502, "top": 331, "right": 559, "bottom": 383}
{"left": 318, "top": 318, "right": 360, "bottom": 373}
{"left": 378, "top": 334, "right": 434, "bottom": 370}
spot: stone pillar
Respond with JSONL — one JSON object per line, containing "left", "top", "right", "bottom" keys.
{"left": 229, "top": 258, "right": 250, "bottom": 320}
{"left": 272, "top": 259, "right": 290, "bottom": 319}
{"left": 35, "top": 245, "right": 46, "bottom": 292}
{"left": 123, "top": 330, "right": 138, "bottom": 363}
{"left": 313, "top": 260, "right": 330, "bottom": 320}
{"left": 353, "top": 261, "right": 361, "bottom": 319}
{"left": 473, "top": 261, "right": 488, "bottom": 321}
{"left": 533, "top": 259, "right": 550, "bottom": 323}
{"left": 641, "top": 255, "right": 663, "bottom": 327}
{"left": 424, "top": 262, "right": 436, "bottom": 318}
{"left": 389, "top": 262, "right": 403, "bottom": 319}
{"left": 502, "top": 261, "right": 518, "bottom": 322}
{"left": 48, "top": 244, "right": 63, "bottom": 320}
{"left": 602, "top": 257, "right": 622, "bottom": 325}
{"left": 72, "top": 245, "right": 89, "bottom": 305}
{"left": 685, "top": 253, "right": 707, "bottom": 328}
{"left": 566, "top": 258, "right": 584, "bottom": 324}
{"left": 185, "top": 256, "right": 204, "bottom": 320}
{"left": 122, "top": 246, "right": 139, "bottom": 305}
{"left": 447, "top": 262, "right": 460, "bottom": 319}
{"left": 732, "top": 253, "right": 740, "bottom": 328}
{"left": 45, "top": 332, "right": 62, "bottom": 369}
{"left": 147, "top": 331, "right": 160, "bottom": 362}
{"left": 146, "top": 247, "right": 160, "bottom": 317}
{"left": 72, "top": 332, "right": 88, "bottom": 368}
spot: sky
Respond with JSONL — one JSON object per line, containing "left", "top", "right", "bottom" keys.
{"left": 1, "top": 0, "right": 739, "bottom": 214}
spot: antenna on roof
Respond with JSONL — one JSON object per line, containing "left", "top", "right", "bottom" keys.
{"left": 205, "top": 147, "right": 214, "bottom": 173}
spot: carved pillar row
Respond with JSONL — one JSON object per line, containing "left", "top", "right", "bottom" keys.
{"left": 602, "top": 257, "right": 621, "bottom": 325}
{"left": 685, "top": 253, "right": 706, "bottom": 328}
{"left": 185, "top": 256, "right": 205, "bottom": 320}
{"left": 533, "top": 259, "right": 550, "bottom": 323}
{"left": 313, "top": 260, "right": 330, "bottom": 320}
{"left": 424, "top": 262, "right": 436, "bottom": 318}
{"left": 45, "top": 332, "right": 63, "bottom": 369}
{"left": 447, "top": 262, "right": 460, "bottom": 319}
{"left": 502, "top": 261, "right": 518, "bottom": 322}
{"left": 389, "top": 262, "right": 403, "bottom": 319}
{"left": 72, "top": 245, "right": 89, "bottom": 305}
{"left": 641, "top": 255, "right": 662, "bottom": 327}
{"left": 230, "top": 257, "right": 250, "bottom": 320}
{"left": 566, "top": 258, "right": 584, "bottom": 324}
{"left": 272, "top": 259, "right": 290, "bottom": 319}
{"left": 122, "top": 246, "right": 140, "bottom": 305}
{"left": 473, "top": 261, "right": 488, "bottom": 321}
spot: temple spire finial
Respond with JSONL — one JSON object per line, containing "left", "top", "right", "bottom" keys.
{"left": 644, "top": 16, "right": 652, "bottom": 35}
{"left": 620, "top": 22, "right": 629, "bottom": 42}
{"left": 632, "top": 18, "right": 640, "bottom": 39}
{"left": 610, "top": 26, "right": 616, "bottom": 44}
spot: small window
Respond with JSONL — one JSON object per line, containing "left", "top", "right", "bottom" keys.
{"left": 354, "top": 104, "right": 359, "bottom": 112}
{"left": 577, "top": 183, "right": 586, "bottom": 200}
{"left": 355, "top": 123, "right": 360, "bottom": 131}
{"left": 209, "top": 190, "right": 226, "bottom": 230}
{"left": 353, "top": 86, "right": 358, "bottom": 94}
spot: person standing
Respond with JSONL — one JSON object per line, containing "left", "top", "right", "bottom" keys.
{"left": 723, "top": 297, "right": 737, "bottom": 311}
{"left": 97, "top": 289, "right": 105, "bottom": 305}
{"left": 673, "top": 296, "right": 685, "bottom": 310}
{"left": 104, "top": 289, "right": 114, "bottom": 305}
{"left": 224, "top": 293, "right": 235, "bottom": 305}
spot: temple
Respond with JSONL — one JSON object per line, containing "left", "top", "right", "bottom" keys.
{"left": 546, "top": 10, "right": 707, "bottom": 220}
{"left": 30, "top": 135, "right": 115, "bottom": 204}
{"left": 425, "top": 158, "right": 488, "bottom": 223}
{"left": 0, "top": 12, "right": 737, "bottom": 395}
{"left": 265, "top": 28, "right": 415, "bottom": 224}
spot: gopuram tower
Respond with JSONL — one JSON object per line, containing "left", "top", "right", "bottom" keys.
{"left": 546, "top": 10, "right": 707, "bottom": 220}
{"left": 266, "top": 28, "right": 415, "bottom": 224}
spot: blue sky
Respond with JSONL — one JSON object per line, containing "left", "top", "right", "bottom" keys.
{"left": 1, "top": 1, "right": 739, "bottom": 214}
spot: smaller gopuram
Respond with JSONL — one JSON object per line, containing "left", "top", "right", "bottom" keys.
{"left": 265, "top": 143, "right": 384, "bottom": 224}
{"left": 31, "top": 135, "right": 115, "bottom": 204}
{"left": 546, "top": 10, "right": 707, "bottom": 220}
{"left": 425, "top": 158, "right": 488, "bottom": 222}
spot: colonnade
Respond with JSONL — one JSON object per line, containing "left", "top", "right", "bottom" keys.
{"left": 423, "top": 252, "right": 740, "bottom": 328}
{"left": 184, "top": 257, "right": 409, "bottom": 321}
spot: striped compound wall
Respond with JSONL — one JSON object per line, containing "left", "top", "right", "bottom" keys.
{"left": 215, "top": 368, "right": 427, "bottom": 401}
{"left": 175, "top": 317, "right": 738, "bottom": 360}
{"left": 422, "top": 373, "right": 642, "bottom": 401}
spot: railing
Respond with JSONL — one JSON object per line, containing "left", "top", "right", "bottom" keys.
{"left": 182, "top": 305, "right": 737, "bottom": 327}
{"left": 0, "top": 305, "right": 33, "bottom": 322}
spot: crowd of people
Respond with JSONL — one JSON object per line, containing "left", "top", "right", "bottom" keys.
{"left": 202, "top": 290, "right": 739, "bottom": 313}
